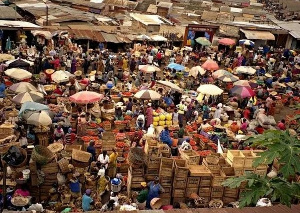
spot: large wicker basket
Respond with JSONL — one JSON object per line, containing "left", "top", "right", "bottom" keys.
{"left": 4, "top": 147, "right": 28, "bottom": 168}
{"left": 32, "top": 145, "right": 55, "bottom": 165}
{"left": 58, "top": 158, "right": 70, "bottom": 173}
{"left": 72, "top": 149, "right": 91, "bottom": 163}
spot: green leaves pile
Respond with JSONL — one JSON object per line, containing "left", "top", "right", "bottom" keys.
{"left": 223, "top": 130, "right": 300, "bottom": 208}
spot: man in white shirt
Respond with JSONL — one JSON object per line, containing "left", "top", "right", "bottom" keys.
{"left": 148, "top": 54, "right": 153, "bottom": 64}
{"left": 97, "top": 150, "right": 109, "bottom": 169}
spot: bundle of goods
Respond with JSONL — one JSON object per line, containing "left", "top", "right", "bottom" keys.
{"left": 179, "top": 149, "right": 200, "bottom": 165}
{"left": 32, "top": 145, "right": 55, "bottom": 165}
{"left": 72, "top": 149, "right": 91, "bottom": 168}
{"left": 2, "top": 146, "right": 27, "bottom": 168}
{"left": 128, "top": 147, "right": 147, "bottom": 168}
{"left": 153, "top": 111, "right": 173, "bottom": 127}
{"left": 0, "top": 122, "right": 14, "bottom": 141}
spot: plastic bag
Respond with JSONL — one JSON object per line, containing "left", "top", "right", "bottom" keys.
{"left": 2, "top": 146, "right": 25, "bottom": 166}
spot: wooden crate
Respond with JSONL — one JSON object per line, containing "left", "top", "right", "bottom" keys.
{"left": 145, "top": 168, "right": 159, "bottom": 175}
{"left": 159, "top": 176, "right": 173, "bottom": 187}
{"left": 145, "top": 174, "right": 157, "bottom": 182}
{"left": 188, "top": 165, "right": 212, "bottom": 177}
{"left": 173, "top": 188, "right": 185, "bottom": 197}
{"left": 172, "top": 197, "right": 186, "bottom": 205}
{"left": 185, "top": 187, "right": 198, "bottom": 198}
{"left": 145, "top": 144, "right": 160, "bottom": 158}
{"left": 224, "top": 187, "right": 239, "bottom": 198}
{"left": 241, "top": 150, "right": 257, "bottom": 168}
{"left": 222, "top": 167, "right": 236, "bottom": 179}
{"left": 211, "top": 187, "right": 224, "bottom": 198}
{"left": 41, "top": 162, "right": 59, "bottom": 174}
{"left": 223, "top": 196, "right": 237, "bottom": 205}
{"left": 129, "top": 166, "right": 144, "bottom": 176}
{"left": 159, "top": 158, "right": 174, "bottom": 177}
{"left": 211, "top": 170, "right": 226, "bottom": 187}
{"left": 200, "top": 176, "right": 212, "bottom": 187}
{"left": 173, "top": 177, "right": 187, "bottom": 189}
{"left": 162, "top": 186, "right": 172, "bottom": 195}
{"left": 226, "top": 150, "right": 245, "bottom": 167}
{"left": 199, "top": 187, "right": 211, "bottom": 197}
{"left": 147, "top": 156, "right": 161, "bottom": 169}
{"left": 160, "top": 198, "right": 171, "bottom": 206}
{"left": 254, "top": 166, "right": 268, "bottom": 176}
{"left": 202, "top": 158, "right": 221, "bottom": 175}
{"left": 187, "top": 176, "right": 200, "bottom": 188}
{"left": 65, "top": 145, "right": 82, "bottom": 152}
{"left": 234, "top": 167, "right": 244, "bottom": 176}
{"left": 174, "top": 159, "right": 189, "bottom": 178}
{"left": 180, "top": 150, "right": 200, "bottom": 165}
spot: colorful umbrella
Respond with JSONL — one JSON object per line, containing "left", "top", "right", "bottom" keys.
{"left": 218, "top": 74, "right": 239, "bottom": 82}
{"left": 233, "top": 80, "right": 251, "bottom": 87}
{"left": 19, "top": 101, "right": 49, "bottom": 116}
{"left": 26, "top": 111, "right": 52, "bottom": 126}
{"left": 12, "top": 91, "right": 44, "bottom": 104}
{"left": 197, "top": 84, "right": 223, "bottom": 96}
{"left": 190, "top": 66, "right": 206, "bottom": 77}
{"left": 195, "top": 37, "right": 211, "bottom": 46}
{"left": 218, "top": 38, "right": 236, "bottom": 46}
{"left": 139, "top": 65, "right": 160, "bottom": 73}
{"left": 167, "top": 63, "right": 185, "bottom": 71}
{"left": 70, "top": 91, "right": 104, "bottom": 104}
{"left": 212, "top": 69, "right": 231, "bottom": 78}
{"left": 5, "top": 68, "right": 32, "bottom": 80}
{"left": 134, "top": 89, "right": 161, "bottom": 100}
{"left": 236, "top": 66, "right": 256, "bottom": 75}
{"left": 201, "top": 60, "right": 219, "bottom": 71}
{"left": 9, "top": 82, "right": 37, "bottom": 93}
{"left": 51, "top": 71, "right": 74, "bottom": 83}
{"left": 239, "top": 39, "right": 255, "bottom": 47}
{"left": 231, "top": 86, "right": 255, "bottom": 98}
{"left": 156, "top": 80, "right": 183, "bottom": 93}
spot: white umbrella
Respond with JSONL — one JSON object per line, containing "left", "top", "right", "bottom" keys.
{"left": 26, "top": 111, "right": 52, "bottom": 126}
{"left": 212, "top": 69, "right": 231, "bottom": 78}
{"left": 156, "top": 80, "right": 183, "bottom": 92}
{"left": 197, "top": 84, "right": 223, "bottom": 96}
{"left": 135, "top": 34, "right": 151, "bottom": 40}
{"left": 51, "top": 71, "right": 74, "bottom": 83}
{"left": 139, "top": 65, "right": 160, "bottom": 73}
{"left": 12, "top": 91, "right": 44, "bottom": 104}
{"left": 134, "top": 89, "right": 161, "bottom": 100}
{"left": 236, "top": 66, "right": 256, "bottom": 75}
{"left": 190, "top": 66, "right": 206, "bottom": 78}
{"left": 151, "top": 35, "right": 167, "bottom": 41}
{"left": 4, "top": 68, "right": 32, "bottom": 80}
{"left": 9, "top": 82, "right": 37, "bottom": 93}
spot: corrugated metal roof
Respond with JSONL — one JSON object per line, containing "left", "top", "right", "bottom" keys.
{"left": 0, "top": 6, "right": 22, "bottom": 20}
{"left": 68, "top": 29, "right": 105, "bottom": 42}
{"left": 240, "top": 29, "right": 275, "bottom": 40}
{"left": 101, "top": 32, "right": 121, "bottom": 43}
{"left": 276, "top": 22, "right": 300, "bottom": 39}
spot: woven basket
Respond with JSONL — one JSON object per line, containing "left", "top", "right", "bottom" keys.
{"left": 32, "top": 145, "right": 55, "bottom": 165}
{"left": 206, "top": 155, "right": 219, "bottom": 165}
{"left": 72, "top": 159, "right": 90, "bottom": 168}
{"left": 48, "top": 143, "right": 64, "bottom": 153}
{"left": 103, "top": 102, "right": 114, "bottom": 110}
{"left": 7, "top": 148, "right": 28, "bottom": 168}
{"left": 58, "top": 158, "right": 70, "bottom": 173}
{"left": 72, "top": 149, "right": 91, "bottom": 163}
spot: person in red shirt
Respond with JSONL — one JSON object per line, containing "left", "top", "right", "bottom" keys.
{"left": 243, "top": 107, "right": 251, "bottom": 120}
{"left": 51, "top": 56, "right": 60, "bottom": 70}
{"left": 156, "top": 51, "right": 162, "bottom": 66}
{"left": 53, "top": 85, "right": 63, "bottom": 96}
{"left": 277, "top": 119, "right": 286, "bottom": 130}
{"left": 255, "top": 125, "right": 264, "bottom": 134}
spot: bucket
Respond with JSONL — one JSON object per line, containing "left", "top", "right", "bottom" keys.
{"left": 111, "top": 181, "right": 122, "bottom": 193}
{"left": 22, "top": 169, "right": 30, "bottom": 180}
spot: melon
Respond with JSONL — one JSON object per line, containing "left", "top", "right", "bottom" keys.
{"left": 153, "top": 111, "right": 158, "bottom": 116}
{"left": 165, "top": 114, "right": 172, "bottom": 121}
{"left": 153, "top": 121, "right": 159, "bottom": 126}
{"left": 166, "top": 121, "right": 172, "bottom": 126}
{"left": 159, "top": 121, "right": 165, "bottom": 126}
{"left": 159, "top": 114, "right": 166, "bottom": 121}
{"left": 153, "top": 117, "right": 160, "bottom": 122}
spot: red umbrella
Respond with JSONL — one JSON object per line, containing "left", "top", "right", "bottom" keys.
{"left": 231, "top": 86, "right": 255, "bottom": 98}
{"left": 201, "top": 60, "right": 219, "bottom": 71}
{"left": 70, "top": 91, "right": 104, "bottom": 104}
{"left": 218, "top": 38, "right": 236, "bottom": 46}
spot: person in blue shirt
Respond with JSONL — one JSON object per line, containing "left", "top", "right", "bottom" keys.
{"left": 0, "top": 80, "right": 6, "bottom": 98}
{"left": 69, "top": 175, "right": 81, "bottom": 198}
{"left": 163, "top": 94, "right": 173, "bottom": 108}
{"left": 82, "top": 189, "right": 94, "bottom": 212}
{"left": 159, "top": 127, "right": 172, "bottom": 147}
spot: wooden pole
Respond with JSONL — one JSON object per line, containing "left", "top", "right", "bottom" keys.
{"left": 2, "top": 162, "right": 7, "bottom": 209}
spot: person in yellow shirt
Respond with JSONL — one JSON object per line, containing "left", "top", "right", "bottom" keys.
{"left": 108, "top": 148, "right": 118, "bottom": 178}
{"left": 122, "top": 56, "right": 128, "bottom": 71}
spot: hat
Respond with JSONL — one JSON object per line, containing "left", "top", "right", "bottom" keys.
{"left": 86, "top": 189, "right": 91, "bottom": 195}
{"left": 154, "top": 176, "right": 159, "bottom": 181}
{"left": 147, "top": 103, "right": 152, "bottom": 106}
{"left": 74, "top": 70, "right": 82, "bottom": 77}
{"left": 45, "top": 69, "right": 55, "bottom": 74}
{"left": 89, "top": 70, "right": 96, "bottom": 76}
{"left": 141, "top": 182, "right": 147, "bottom": 187}
{"left": 295, "top": 64, "right": 300, "bottom": 69}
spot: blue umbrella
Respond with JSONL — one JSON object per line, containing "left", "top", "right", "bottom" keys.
{"left": 167, "top": 63, "right": 185, "bottom": 71}
{"left": 19, "top": 101, "right": 49, "bottom": 116}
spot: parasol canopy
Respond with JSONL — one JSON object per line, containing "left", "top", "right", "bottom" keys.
{"left": 236, "top": 66, "right": 256, "bottom": 75}
{"left": 239, "top": 39, "right": 255, "bottom": 47}
{"left": 134, "top": 89, "right": 161, "bottom": 100}
{"left": 190, "top": 66, "right": 206, "bottom": 77}
{"left": 51, "top": 70, "right": 74, "bottom": 83}
{"left": 0, "top": 53, "right": 14, "bottom": 62}
{"left": 151, "top": 35, "right": 167, "bottom": 41}
{"left": 139, "top": 65, "right": 160, "bottom": 73}
{"left": 26, "top": 111, "right": 52, "bottom": 126}
{"left": 70, "top": 91, "right": 104, "bottom": 104}
{"left": 9, "top": 82, "right": 37, "bottom": 93}
{"left": 195, "top": 37, "right": 211, "bottom": 46}
{"left": 197, "top": 84, "right": 223, "bottom": 96}
{"left": 135, "top": 34, "right": 151, "bottom": 40}
{"left": 5, "top": 68, "right": 32, "bottom": 80}
{"left": 218, "top": 74, "right": 239, "bottom": 82}
{"left": 19, "top": 101, "right": 49, "bottom": 116}
{"left": 212, "top": 69, "right": 231, "bottom": 78}
{"left": 156, "top": 80, "right": 183, "bottom": 93}
{"left": 233, "top": 80, "right": 259, "bottom": 88}
{"left": 6, "top": 58, "right": 34, "bottom": 68}
{"left": 231, "top": 86, "right": 255, "bottom": 98}
{"left": 167, "top": 63, "right": 185, "bottom": 71}
{"left": 12, "top": 91, "right": 44, "bottom": 104}
{"left": 218, "top": 38, "right": 236, "bottom": 46}
{"left": 201, "top": 60, "right": 219, "bottom": 71}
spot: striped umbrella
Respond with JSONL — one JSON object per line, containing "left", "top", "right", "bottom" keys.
{"left": 12, "top": 91, "right": 44, "bottom": 104}
{"left": 231, "top": 86, "right": 255, "bottom": 98}
{"left": 134, "top": 89, "right": 161, "bottom": 100}
{"left": 218, "top": 74, "right": 239, "bottom": 82}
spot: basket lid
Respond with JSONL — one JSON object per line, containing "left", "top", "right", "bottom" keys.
{"left": 48, "top": 142, "right": 64, "bottom": 153}
{"left": 11, "top": 196, "right": 30, "bottom": 206}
